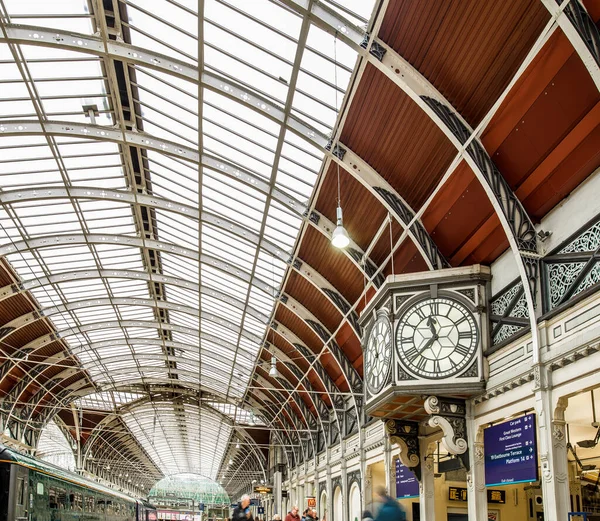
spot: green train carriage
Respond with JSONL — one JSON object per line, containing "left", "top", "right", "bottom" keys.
{"left": 0, "top": 444, "right": 156, "bottom": 521}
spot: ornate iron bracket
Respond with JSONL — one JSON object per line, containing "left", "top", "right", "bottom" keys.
{"left": 424, "top": 396, "right": 469, "bottom": 471}
{"left": 385, "top": 419, "right": 421, "bottom": 481}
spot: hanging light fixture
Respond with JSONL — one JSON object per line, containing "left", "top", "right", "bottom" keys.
{"left": 235, "top": 440, "right": 240, "bottom": 449}
{"left": 332, "top": 205, "right": 350, "bottom": 248}
{"left": 269, "top": 355, "right": 280, "bottom": 378}
{"left": 330, "top": 32, "right": 350, "bottom": 249}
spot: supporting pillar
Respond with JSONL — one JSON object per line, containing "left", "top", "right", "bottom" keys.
{"left": 341, "top": 456, "right": 348, "bottom": 521}
{"left": 466, "top": 402, "right": 487, "bottom": 520}
{"left": 418, "top": 438, "right": 435, "bottom": 520}
{"left": 274, "top": 464, "right": 283, "bottom": 516}
{"left": 326, "top": 464, "right": 332, "bottom": 521}
{"left": 534, "top": 373, "right": 569, "bottom": 521}
{"left": 364, "top": 465, "right": 373, "bottom": 513}
{"left": 383, "top": 437, "right": 392, "bottom": 494}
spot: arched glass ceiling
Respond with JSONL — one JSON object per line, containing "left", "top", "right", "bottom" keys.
{"left": 149, "top": 473, "right": 230, "bottom": 505}
{"left": 0, "top": 0, "right": 375, "bottom": 483}
{"left": 122, "top": 401, "right": 232, "bottom": 478}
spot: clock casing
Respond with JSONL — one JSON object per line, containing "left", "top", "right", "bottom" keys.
{"left": 359, "top": 266, "right": 491, "bottom": 416}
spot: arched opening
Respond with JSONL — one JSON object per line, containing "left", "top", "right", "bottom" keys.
{"left": 333, "top": 486, "right": 342, "bottom": 521}
{"left": 319, "top": 490, "right": 328, "bottom": 521}
{"left": 37, "top": 420, "right": 76, "bottom": 472}
{"left": 348, "top": 483, "right": 360, "bottom": 521}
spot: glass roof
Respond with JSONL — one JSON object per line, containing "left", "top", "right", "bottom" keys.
{"left": 0, "top": 0, "right": 375, "bottom": 483}
{"left": 36, "top": 419, "right": 77, "bottom": 472}
{"left": 149, "top": 473, "right": 230, "bottom": 505}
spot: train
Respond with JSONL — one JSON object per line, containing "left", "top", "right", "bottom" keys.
{"left": 0, "top": 443, "right": 157, "bottom": 521}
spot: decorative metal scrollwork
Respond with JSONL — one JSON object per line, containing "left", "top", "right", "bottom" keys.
{"left": 306, "top": 319, "right": 363, "bottom": 393}
{"left": 347, "top": 470, "right": 361, "bottom": 488}
{"left": 325, "top": 141, "right": 346, "bottom": 160}
{"left": 372, "top": 187, "right": 449, "bottom": 270}
{"left": 360, "top": 32, "right": 387, "bottom": 61}
{"left": 542, "top": 215, "right": 600, "bottom": 311}
{"left": 346, "top": 248, "right": 385, "bottom": 288}
{"left": 489, "top": 279, "right": 529, "bottom": 348}
{"left": 322, "top": 288, "right": 361, "bottom": 337}
{"left": 345, "top": 406, "right": 358, "bottom": 436}
{"left": 385, "top": 419, "right": 421, "bottom": 480}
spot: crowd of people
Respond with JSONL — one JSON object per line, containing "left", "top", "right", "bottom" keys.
{"left": 232, "top": 487, "right": 406, "bottom": 521}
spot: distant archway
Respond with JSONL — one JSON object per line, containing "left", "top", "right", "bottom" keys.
{"left": 348, "top": 483, "right": 360, "bottom": 521}
{"left": 333, "top": 487, "right": 343, "bottom": 521}
{"left": 320, "top": 490, "right": 328, "bottom": 521}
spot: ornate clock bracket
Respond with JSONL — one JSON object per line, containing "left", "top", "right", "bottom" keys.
{"left": 385, "top": 419, "right": 421, "bottom": 481}
{"left": 424, "top": 396, "right": 470, "bottom": 471}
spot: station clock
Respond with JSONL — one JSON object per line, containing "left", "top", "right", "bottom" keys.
{"left": 360, "top": 265, "right": 490, "bottom": 417}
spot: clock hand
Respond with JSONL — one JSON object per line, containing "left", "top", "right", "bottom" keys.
{"left": 418, "top": 334, "right": 438, "bottom": 354}
{"left": 427, "top": 316, "right": 437, "bottom": 336}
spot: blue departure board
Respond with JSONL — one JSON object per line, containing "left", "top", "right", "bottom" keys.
{"left": 395, "top": 459, "right": 419, "bottom": 498}
{"left": 484, "top": 413, "right": 538, "bottom": 486}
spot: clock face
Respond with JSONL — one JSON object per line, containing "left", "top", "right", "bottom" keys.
{"left": 365, "top": 315, "right": 392, "bottom": 393}
{"left": 395, "top": 297, "right": 479, "bottom": 379}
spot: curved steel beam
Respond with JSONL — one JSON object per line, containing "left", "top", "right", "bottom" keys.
{"left": 0, "top": 184, "right": 291, "bottom": 259}
{"left": 540, "top": 0, "right": 600, "bottom": 91}
{"left": 279, "top": 293, "right": 362, "bottom": 391}
{"left": 285, "top": 0, "right": 547, "bottom": 326}
{"left": 264, "top": 341, "right": 330, "bottom": 419}
{"left": 331, "top": 143, "right": 449, "bottom": 270}
{"left": 0, "top": 232, "right": 276, "bottom": 296}
{"left": 270, "top": 321, "right": 345, "bottom": 411}
{"left": 0, "top": 123, "right": 305, "bottom": 219}
{"left": 0, "top": 124, "right": 382, "bottom": 287}
{"left": 291, "top": 258, "right": 361, "bottom": 336}
{"left": 263, "top": 340, "right": 340, "bottom": 444}
{"left": 1, "top": 295, "right": 267, "bottom": 338}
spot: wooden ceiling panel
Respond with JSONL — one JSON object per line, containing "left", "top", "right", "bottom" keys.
{"left": 270, "top": 331, "right": 331, "bottom": 403}
{"left": 0, "top": 294, "right": 35, "bottom": 323}
{"left": 521, "top": 121, "right": 600, "bottom": 218}
{"left": 319, "top": 351, "right": 348, "bottom": 391}
{"left": 482, "top": 31, "right": 575, "bottom": 153}
{"left": 492, "top": 53, "right": 599, "bottom": 193}
{"left": 297, "top": 226, "right": 363, "bottom": 303}
{"left": 379, "top": 0, "right": 550, "bottom": 127}
{"left": 316, "top": 162, "right": 388, "bottom": 250}
{"left": 341, "top": 64, "right": 456, "bottom": 211}
{"left": 336, "top": 323, "right": 363, "bottom": 374}
{"left": 421, "top": 162, "right": 507, "bottom": 265}
{"left": 385, "top": 238, "right": 429, "bottom": 276}
{"left": 286, "top": 271, "right": 342, "bottom": 334}
{"left": 275, "top": 306, "right": 322, "bottom": 353}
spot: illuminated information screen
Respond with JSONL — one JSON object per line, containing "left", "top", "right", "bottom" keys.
{"left": 395, "top": 459, "right": 419, "bottom": 499}
{"left": 484, "top": 413, "right": 538, "bottom": 486}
